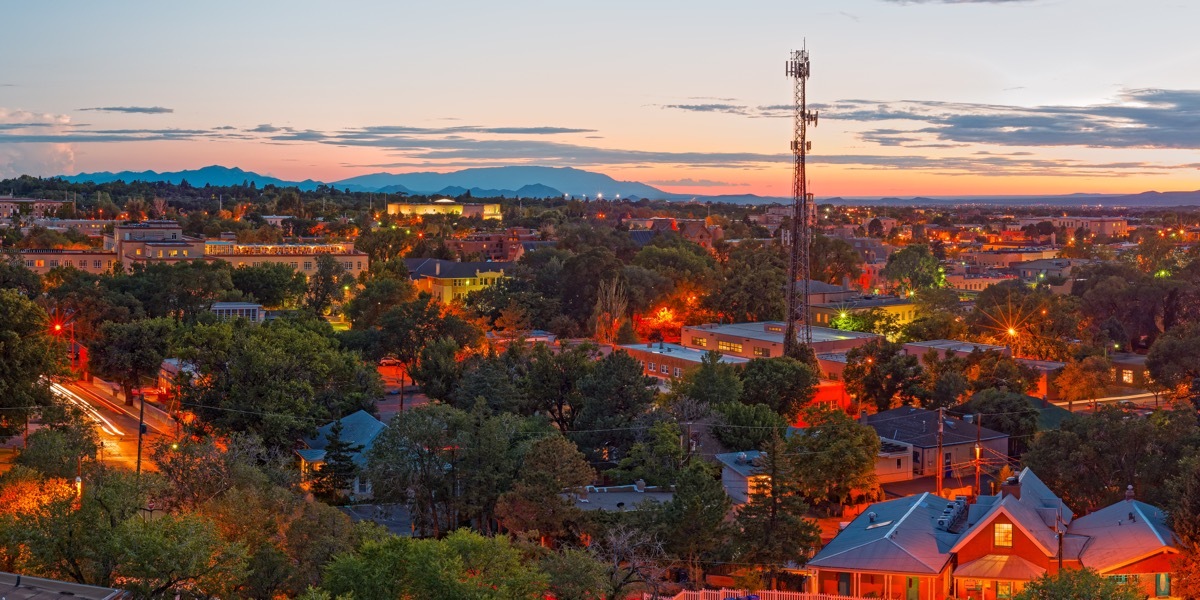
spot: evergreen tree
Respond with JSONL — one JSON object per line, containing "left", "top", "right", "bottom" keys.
{"left": 312, "top": 421, "right": 362, "bottom": 502}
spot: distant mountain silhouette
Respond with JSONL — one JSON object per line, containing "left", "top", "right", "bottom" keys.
{"left": 333, "top": 166, "right": 666, "bottom": 198}
{"left": 62, "top": 165, "right": 326, "bottom": 191}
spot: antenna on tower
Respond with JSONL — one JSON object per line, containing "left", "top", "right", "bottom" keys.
{"left": 783, "top": 47, "right": 819, "bottom": 357}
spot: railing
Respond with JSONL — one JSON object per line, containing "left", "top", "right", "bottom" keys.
{"left": 646, "top": 590, "right": 872, "bottom": 600}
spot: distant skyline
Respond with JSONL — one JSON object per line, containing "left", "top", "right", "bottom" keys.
{"left": 2, "top": 0, "right": 1198, "bottom": 197}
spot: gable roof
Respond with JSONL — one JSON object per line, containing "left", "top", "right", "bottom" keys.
{"left": 808, "top": 492, "right": 960, "bottom": 575}
{"left": 403, "top": 258, "right": 514, "bottom": 280}
{"left": 1071, "top": 499, "right": 1178, "bottom": 572}
{"left": 298, "top": 410, "right": 386, "bottom": 466}
{"left": 955, "top": 494, "right": 1061, "bottom": 558}
{"left": 628, "top": 230, "right": 660, "bottom": 247}
{"left": 865, "top": 407, "right": 1008, "bottom": 449}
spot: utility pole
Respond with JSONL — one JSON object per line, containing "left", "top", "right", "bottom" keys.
{"left": 135, "top": 395, "right": 146, "bottom": 477}
{"left": 974, "top": 413, "right": 982, "bottom": 497}
{"left": 1056, "top": 510, "right": 1065, "bottom": 570}
{"left": 783, "top": 46, "right": 819, "bottom": 358}
{"left": 936, "top": 407, "right": 945, "bottom": 497}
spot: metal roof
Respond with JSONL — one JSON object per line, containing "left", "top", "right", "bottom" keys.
{"left": 808, "top": 492, "right": 961, "bottom": 575}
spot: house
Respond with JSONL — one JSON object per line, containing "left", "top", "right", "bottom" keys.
{"left": 403, "top": 258, "right": 513, "bottom": 303}
{"left": 808, "top": 492, "right": 961, "bottom": 598}
{"left": 296, "top": 410, "right": 386, "bottom": 498}
{"left": 1110, "top": 352, "right": 1153, "bottom": 388}
{"left": 209, "top": 302, "right": 265, "bottom": 323}
{"left": 808, "top": 468, "right": 1181, "bottom": 599}
{"left": 809, "top": 295, "right": 919, "bottom": 329}
{"left": 863, "top": 408, "right": 1009, "bottom": 478}
{"left": 0, "top": 571, "right": 126, "bottom": 599}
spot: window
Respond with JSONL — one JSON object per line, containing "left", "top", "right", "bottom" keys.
{"left": 303, "top": 261, "right": 313, "bottom": 271}
{"left": 994, "top": 523, "right": 1013, "bottom": 547}
{"left": 94, "top": 260, "right": 101, "bottom": 269}
{"left": 896, "top": 458, "right": 902, "bottom": 469}
{"left": 35, "top": 260, "right": 44, "bottom": 268}
{"left": 753, "top": 347, "right": 771, "bottom": 358}
{"left": 1122, "top": 369, "right": 1134, "bottom": 384}
{"left": 660, "top": 364, "right": 668, "bottom": 374}
{"left": 1144, "top": 370, "right": 1152, "bottom": 382}
{"left": 648, "top": 362, "right": 656, "bottom": 372}
{"left": 674, "top": 367, "right": 682, "bottom": 378}
{"left": 718, "top": 341, "right": 743, "bottom": 353}
{"left": 691, "top": 337, "right": 707, "bottom": 347}
{"left": 997, "top": 582, "right": 1012, "bottom": 599}
{"left": 49, "top": 259, "right": 59, "bottom": 267}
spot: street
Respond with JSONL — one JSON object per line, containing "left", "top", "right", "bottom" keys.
{"left": 53, "top": 380, "right": 168, "bottom": 472}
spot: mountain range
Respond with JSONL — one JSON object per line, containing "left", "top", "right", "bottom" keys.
{"left": 58, "top": 165, "right": 1200, "bottom": 207}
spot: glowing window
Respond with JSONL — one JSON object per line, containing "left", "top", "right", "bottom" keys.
{"left": 718, "top": 341, "right": 743, "bottom": 353}
{"left": 1123, "top": 370, "right": 1134, "bottom": 384}
{"left": 994, "top": 523, "right": 1013, "bottom": 548}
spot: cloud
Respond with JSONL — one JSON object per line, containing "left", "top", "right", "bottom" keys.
{"left": 647, "top": 178, "right": 750, "bottom": 187}
{"left": 0, "top": 108, "right": 74, "bottom": 177}
{"left": 248, "top": 124, "right": 291, "bottom": 133}
{"left": 78, "top": 106, "right": 174, "bottom": 114}
{"left": 826, "top": 88, "right": 1200, "bottom": 149}
{"left": 661, "top": 103, "right": 792, "bottom": 118}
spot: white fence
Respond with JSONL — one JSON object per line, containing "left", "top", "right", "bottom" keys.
{"left": 647, "top": 590, "right": 869, "bottom": 600}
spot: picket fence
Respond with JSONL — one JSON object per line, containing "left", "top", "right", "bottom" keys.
{"left": 645, "top": 590, "right": 870, "bottom": 600}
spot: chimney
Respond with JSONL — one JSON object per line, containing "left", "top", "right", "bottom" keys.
{"left": 859, "top": 410, "right": 869, "bottom": 424}
{"left": 634, "top": 479, "right": 646, "bottom": 493}
{"left": 1125, "top": 484, "right": 1135, "bottom": 502}
{"left": 435, "top": 261, "right": 441, "bottom": 276}
{"left": 1000, "top": 475, "right": 1021, "bottom": 500}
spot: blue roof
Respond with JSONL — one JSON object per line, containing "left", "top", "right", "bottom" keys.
{"left": 299, "top": 410, "right": 386, "bottom": 466}
{"left": 808, "top": 492, "right": 962, "bottom": 574}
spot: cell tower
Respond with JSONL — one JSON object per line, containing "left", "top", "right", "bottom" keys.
{"left": 783, "top": 47, "right": 819, "bottom": 358}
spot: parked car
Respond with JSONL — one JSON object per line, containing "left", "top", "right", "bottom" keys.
{"left": 379, "top": 356, "right": 402, "bottom": 367}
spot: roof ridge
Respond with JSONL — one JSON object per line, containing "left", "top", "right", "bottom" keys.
{"left": 1131, "top": 501, "right": 1168, "bottom": 547}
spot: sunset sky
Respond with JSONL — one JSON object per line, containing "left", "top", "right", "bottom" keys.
{"left": 2, "top": 0, "right": 1198, "bottom": 197}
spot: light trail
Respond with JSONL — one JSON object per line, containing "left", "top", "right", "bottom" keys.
{"left": 50, "top": 382, "right": 125, "bottom": 437}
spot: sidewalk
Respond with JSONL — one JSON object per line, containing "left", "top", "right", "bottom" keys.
{"left": 81, "top": 378, "right": 176, "bottom": 435}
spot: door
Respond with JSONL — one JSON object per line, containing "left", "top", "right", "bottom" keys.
{"left": 906, "top": 576, "right": 919, "bottom": 600}
{"left": 837, "top": 573, "right": 851, "bottom": 596}
{"left": 1156, "top": 573, "right": 1171, "bottom": 597}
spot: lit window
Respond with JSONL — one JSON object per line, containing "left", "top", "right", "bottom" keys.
{"left": 1123, "top": 370, "right": 1134, "bottom": 384}
{"left": 692, "top": 337, "right": 707, "bottom": 347}
{"left": 753, "top": 347, "right": 771, "bottom": 358}
{"left": 718, "top": 341, "right": 743, "bottom": 353}
{"left": 994, "top": 523, "right": 1013, "bottom": 547}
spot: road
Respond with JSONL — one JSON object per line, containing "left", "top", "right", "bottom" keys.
{"left": 52, "top": 381, "right": 168, "bottom": 472}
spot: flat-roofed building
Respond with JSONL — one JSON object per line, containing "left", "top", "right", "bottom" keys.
{"left": 946, "top": 272, "right": 1017, "bottom": 293}
{"left": 680, "top": 321, "right": 878, "bottom": 360}
{"left": 210, "top": 301, "right": 266, "bottom": 322}
{"left": 902, "top": 339, "right": 1010, "bottom": 361}
{"left": 620, "top": 341, "right": 749, "bottom": 380}
{"left": 20, "top": 249, "right": 120, "bottom": 274}
{"left": 205, "top": 240, "right": 368, "bottom": 279}
{"left": 809, "top": 295, "right": 920, "bottom": 328}
{"left": 31, "top": 218, "right": 117, "bottom": 236}
{"left": 387, "top": 199, "right": 502, "bottom": 220}
{"left": 0, "top": 196, "right": 68, "bottom": 217}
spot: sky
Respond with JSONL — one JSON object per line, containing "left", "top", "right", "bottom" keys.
{"left": 1, "top": 0, "right": 1199, "bottom": 197}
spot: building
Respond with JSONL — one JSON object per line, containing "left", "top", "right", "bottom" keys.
{"left": 808, "top": 491, "right": 960, "bottom": 598}
{"left": 1014, "top": 258, "right": 1093, "bottom": 284}
{"left": 296, "top": 410, "right": 387, "bottom": 498}
{"left": 946, "top": 273, "right": 1017, "bottom": 293}
{"left": 903, "top": 340, "right": 1011, "bottom": 362}
{"left": 808, "top": 468, "right": 1179, "bottom": 599}
{"left": 204, "top": 239, "right": 368, "bottom": 279}
{"left": 792, "top": 279, "right": 862, "bottom": 305}
{"left": 0, "top": 196, "right": 68, "bottom": 218}
{"left": 863, "top": 408, "right": 1009, "bottom": 478}
{"left": 1018, "top": 216, "right": 1129, "bottom": 238}
{"left": 210, "top": 302, "right": 266, "bottom": 323}
{"left": 962, "top": 248, "right": 1059, "bottom": 270}
{"left": 444, "top": 228, "right": 541, "bottom": 262}
{"left": 1110, "top": 352, "right": 1153, "bottom": 388}
{"left": 809, "top": 295, "right": 920, "bottom": 328}
{"left": 404, "top": 258, "right": 513, "bottom": 303}
{"left": 386, "top": 199, "right": 502, "bottom": 220}
{"left": 680, "top": 321, "right": 878, "bottom": 360}
{"left": 29, "top": 218, "right": 117, "bottom": 236}
{"left": 0, "top": 571, "right": 126, "bottom": 599}
{"left": 20, "top": 248, "right": 120, "bottom": 274}
{"left": 621, "top": 342, "right": 749, "bottom": 381}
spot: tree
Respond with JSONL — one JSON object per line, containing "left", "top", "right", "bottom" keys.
{"left": 0, "top": 257, "right": 41, "bottom": 296}
{"left": 672, "top": 350, "right": 742, "bottom": 407}
{"left": 496, "top": 435, "right": 594, "bottom": 543}
{"left": 1168, "top": 455, "right": 1200, "bottom": 599}
{"left": 305, "top": 254, "right": 350, "bottom": 315}
{"left": 409, "top": 337, "right": 463, "bottom": 403}
{"left": 574, "top": 350, "right": 657, "bottom": 458}
{"left": 842, "top": 339, "right": 925, "bottom": 412}
{"left": 311, "top": 421, "right": 362, "bottom": 503}
{"left": 231, "top": 263, "right": 308, "bottom": 309}
{"left": 608, "top": 421, "right": 685, "bottom": 486}
{"left": 1147, "top": 323, "right": 1200, "bottom": 394}
{"left": 1022, "top": 407, "right": 1199, "bottom": 513}
{"left": 540, "top": 548, "right": 608, "bottom": 600}
{"left": 16, "top": 403, "right": 99, "bottom": 479}
{"left": 830, "top": 307, "right": 902, "bottom": 340}
{"left": 115, "top": 512, "right": 248, "bottom": 599}
{"left": 789, "top": 407, "right": 881, "bottom": 513}
{"left": 343, "top": 274, "right": 417, "bottom": 330}
{"left": 704, "top": 241, "right": 786, "bottom": 323}
{"left": 90, "top": 318, "right": 175, "bottom": 406}
{"left": 1056, "top": 356, "right": 1112, "bottom": 410}
{"left": 1014, "top": 567, "right": 1142, "bottom": 600}
{"left": 0, "top": 289, "right": 59, "bottom": 439}
{"left": 591, "top": 278, "right": 628, "bottom": 344}
{"left": 733, "top": 433, "right": 821, "bottom": 589}
{"left": 810, "top": 234, "right": 863, "bottom": 285}
{"left": 880, "top": 244, "right": 944, "bottom": 294}
{"left": 739, "top": 357, "right": 818, "bottom": 420}
{"left": 590, "top": 525, "right": 667, "bottom": 600}
{"left": 523, "top": 343, "right": 597, "bottom": 434}
{"left": 656, "top": 461, "right": 732, "bottom": 587}
{"left": 711, "top": 402, "right": 787, "bottom": 451}
{"left": 962, "top": 389, "right": 1040, "bottom": 456}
